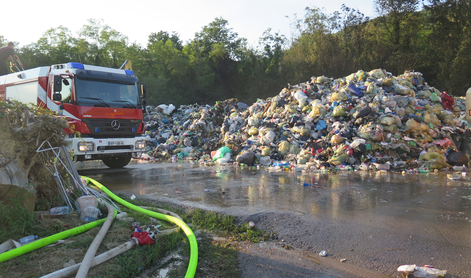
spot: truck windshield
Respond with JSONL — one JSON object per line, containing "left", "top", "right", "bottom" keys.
{"left": 75, "top": 76, "right": 140, "bottom": 109}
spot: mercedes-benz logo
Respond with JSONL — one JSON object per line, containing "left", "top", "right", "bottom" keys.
{"left": 111, "top": 120, "right": 120, "bottom": 130}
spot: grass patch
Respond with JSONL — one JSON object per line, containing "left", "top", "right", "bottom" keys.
{"left": 101, "top": 232, "right": 185, "bottom": 278}
{"left": 169, "top": 234, "right": 240, "bottom": 278}
{"left": 183, "top": 209, "right": 270, "bottom": 243}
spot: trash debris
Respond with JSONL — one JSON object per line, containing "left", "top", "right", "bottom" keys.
{"left": 76, "top": 195, "right": 100, "bottom": 222}
{"left": 50, "top": 206, "right": 69, "bottom": 215}
{"left": 397, "top": 264, "right": 446, "bottom": 278}
{"left": 130, "top": 194, "right": 136, "bottom": 200}
{"left": 18, "top": 235, "right": 38, "bottom": 244}
{"left": 248, "top": 221, "right": 255, "bottom": 229}
{"left": 116, "top": 212, "right": 128, "bottom": 220}
{"left": 142, "top": 69, "right": 470, "bottom": 173}
{"left": 319, "top": 250, "right": 327, "bottom": 257}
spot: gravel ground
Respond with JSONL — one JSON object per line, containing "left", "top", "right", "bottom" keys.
{"left": 236, "top": 210, "right": 470, "bottom": 278}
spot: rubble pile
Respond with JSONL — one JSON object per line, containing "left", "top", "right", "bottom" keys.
{"left": 143, "top": 69, "right": 471, "bottom": 171}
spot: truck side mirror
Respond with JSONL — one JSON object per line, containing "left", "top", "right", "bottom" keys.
{"left": 139, "top": 83, "right": 147, "bottom": 111}
{"left": 53, "top": 93, "right": 62, "bottom": 101}
{"left": 53, "top": 75, "right": 62, "bottom": 93}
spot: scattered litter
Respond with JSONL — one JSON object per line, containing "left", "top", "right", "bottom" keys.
{"left": 50, "top": 206, "right": 69, "bottom": 215}
{"left": 116, "top": 212, "right": 128, "bottom": 220}
{"left": 397, "top": 264, "right": 446, "bottom": 278}
{"left": 47, "top": 240, "right": 65, "bottom": 247}
{"left": 248, "top": 221, "right": 255, "bottom": 229}
{"left": 319, "top": 250, "right": 327, "bottom": 257}
{"left": 130, "top": 194, "right": 136, "bottom": 200}
{"left": 142, "top": 69, "right": 470, "bottom": 174}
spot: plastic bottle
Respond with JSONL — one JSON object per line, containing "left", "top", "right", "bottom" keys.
{"left": 19, "top": 235, "right": 38, "bottom": 244}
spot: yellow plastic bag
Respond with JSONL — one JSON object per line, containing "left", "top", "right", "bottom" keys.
{"left": 332, "top": 105, "right": 346, "bottom": 117}
{"left": 248, "top": 127, "right": 258, "bottom": 136}
{"left": 331, "top": 91, "right": 348, "bottom": 101}
{"left": 369, "top": 69, "right": 386, "bottom": 79}
{"left": 331, "top": 134, "right": 344, "bottom": 144}
{"left": 405, "top": 119, "right": 429, "bottom": 133}
{"left": 278, "top": 141, "right": 290, "bottom": 156}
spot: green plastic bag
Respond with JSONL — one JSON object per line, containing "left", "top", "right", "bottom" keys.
{"left": 212, "top": 147, "right": 231, "bottom": 161}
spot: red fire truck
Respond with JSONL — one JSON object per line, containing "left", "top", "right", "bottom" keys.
{"left": 0, "top": 62, "right": 148, "bottom": 168}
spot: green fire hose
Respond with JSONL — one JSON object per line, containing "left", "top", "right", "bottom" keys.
{"left": 0, "top": 177, "right": 198, "bottom": 278}
{"left": 83, "top": 176, "right": 198, "bottom": 278}
{"left": 0, "top": 211, "right": 117, "bottom": 263}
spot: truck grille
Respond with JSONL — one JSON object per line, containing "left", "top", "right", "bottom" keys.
{"left": 83, "top": 119, "right": 140, "bottom": 138}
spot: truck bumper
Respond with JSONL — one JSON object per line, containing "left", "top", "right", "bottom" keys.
{"left": 65, "top": 136, "right": 149, "bottom": 161}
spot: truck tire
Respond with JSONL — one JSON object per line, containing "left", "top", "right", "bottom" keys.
{"left": 102, "top": 154, "right": 132, "bottom": 168}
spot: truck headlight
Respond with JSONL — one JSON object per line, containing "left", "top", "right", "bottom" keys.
{"left": 135, "top": 140, "right": 146, "bottom": 150}
{"left": 78, "top": 142, "right": 94, "bottom": 152}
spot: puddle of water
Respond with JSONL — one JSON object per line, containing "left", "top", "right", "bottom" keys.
{"left": 80, "top": 163, "right": 471, "bottom": 247}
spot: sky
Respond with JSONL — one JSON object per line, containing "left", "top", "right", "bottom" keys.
{"left": 3, "top": 0, "right": 376, "bottom": 48}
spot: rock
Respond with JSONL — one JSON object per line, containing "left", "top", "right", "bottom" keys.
{"left": 236, "top": 151, "right": 256, "bottom": 165}
{"left": 447, "top": 151, "right": 469, "bottom": 166}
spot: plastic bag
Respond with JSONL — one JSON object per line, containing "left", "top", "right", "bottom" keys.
{"left": 316, "top": 76, "right": 330, "bottom": 84}
{"left": 157, "top": 104, "right": 176, "bottom": 115}
{"left": 216, "top": 152, "right": 231, "bottom": 164}
{"left": 278, "top": 141, "right": 290, "bottom": 156}
{"left": 292, "top": 126, "right": 309, "bottom": 136}
{"left": 332, "top": 105, "right": 346, "bottom": 117}
{"left": 316, "top": 120, "right": 327, "bottom": 130}
{"left": 395, "top": 83, "right": 413, "bottom": 95}
{"left": 347, "top": 84, "right": 364, "bottom": 97}
{"left": 328, "top": 154, "right": 348, "bottom": 165}
{"left": 355, "top": 106, "right": 373, "bottom": 118}
{"left": 212, "top": 147, "right": 231, "bottom": 161}
{"left": 331, "top": 134, "right": 343, "bottom": 144}
{"left": 420, "top": 152, "right": 445, "bottom": 161}
{"left": 369, "top": 69, "right": 386, "bottom": 79}
{"left": 260, "top": 130, "right": 276, "bottom": 144}
{"left": 248, "top": 127, "right": 258, "bottom": 136}
{"left": 260, "top": 146, "right": 272, "bottom": 156}
{"left": 259, "top": 156, "right": 271, "bottom": 166}
{"left": 331, "top": 91, "right": 348, "bottom": 101}
{"left": 405, "top": 119, "right": 429, "bottom": 133}
{"left": 439, "top": 111, "right": 454, "bottom": 126}
{"left": 423, "top": 111, "right": 440, "bottom": 126}
{"left": 289, "top": 144, "right": 300, "bottom": 155}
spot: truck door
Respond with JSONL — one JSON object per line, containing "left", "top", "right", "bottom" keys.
{"left": 48, "top": 74, "right": 73, "bottom": 113}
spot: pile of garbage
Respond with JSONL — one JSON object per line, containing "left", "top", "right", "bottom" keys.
{"left": 142, "top": 69, "right": 471, "bottom": 172}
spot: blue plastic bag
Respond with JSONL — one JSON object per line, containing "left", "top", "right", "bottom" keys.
{"left": 347, "top": 84, "right": 364, "bottom": 97}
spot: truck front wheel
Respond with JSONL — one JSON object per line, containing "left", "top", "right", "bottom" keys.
{"left": 102, "top": 154, "right": 132, "bottom": 168}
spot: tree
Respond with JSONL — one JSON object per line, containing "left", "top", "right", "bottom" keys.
{"left": 374, "top": 0, "right": 420, "bottom": 46}
{"left": 148, "top": 31, "right": 183, "bottom": 51}
{"left": 77, "top": 19, "right": 129, "bottom": 68}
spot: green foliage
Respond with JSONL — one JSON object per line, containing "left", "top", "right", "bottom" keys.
{"left": 6, "top": 3, "right": 471, "bottom": 107}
